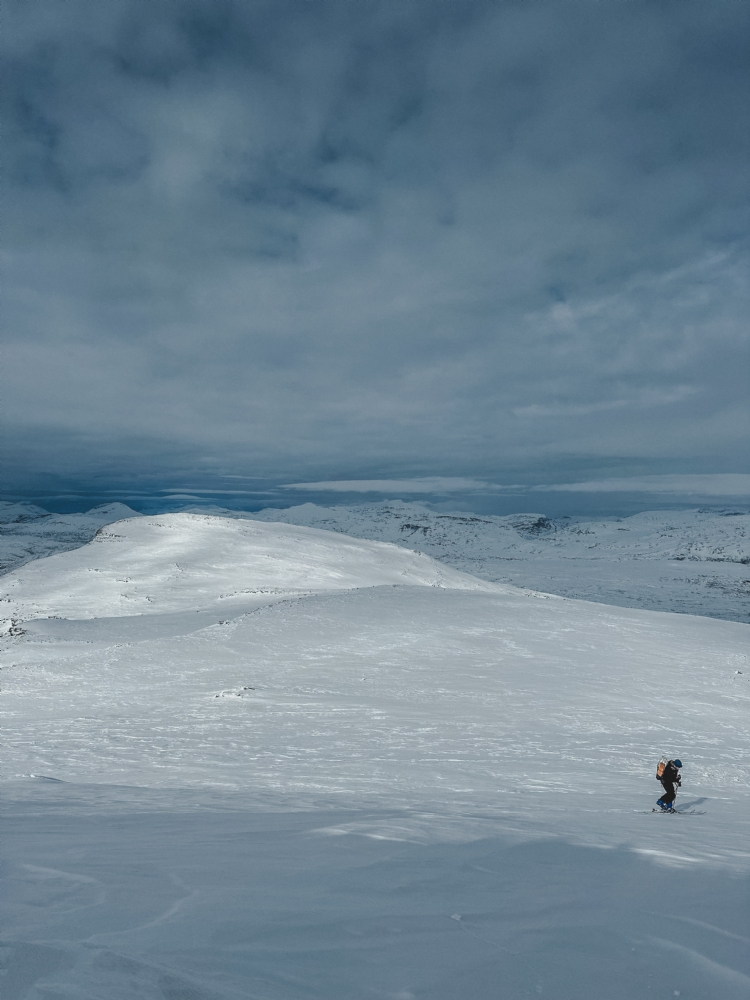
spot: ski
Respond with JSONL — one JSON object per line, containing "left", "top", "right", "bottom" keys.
{"left": 650, "top": 808, "right": 706, "bottom": 815}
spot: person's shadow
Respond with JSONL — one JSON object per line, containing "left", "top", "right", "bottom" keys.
{"left": 675, "top": 797, "right": 708, "bottom": 812}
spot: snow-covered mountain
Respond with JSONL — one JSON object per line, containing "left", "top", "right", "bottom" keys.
{"left": 4, "top": 499, "right": 748, "bottom": 620}
{"left": 0, "top": 501, "right": 140, "bottom": 576}
{"left": 2, "top": 512, "right": 748, "bottom": 998}
{"left": 244, "top": 500, "right": 750, "bottom": 564}
{"left": 191, "top": 501, "right": 750, "bottom": 622}
{"left": 1, "top": 512, "right": 495, "bottom": 625}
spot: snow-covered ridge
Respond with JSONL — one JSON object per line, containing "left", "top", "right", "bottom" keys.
{"left": 3, "top": 499, "right": 749, "bottom": 620}
{"left": 0, "top": 501, "right": 140, "bottom": 576}
{"left": 239, "top": 500, "right": 750, "bottom": 564}
{"left": 1, "top": 512, "right": 498, "bottom": 622}
{"left": 189, "top": 501, "right": 750, "bottom": 623}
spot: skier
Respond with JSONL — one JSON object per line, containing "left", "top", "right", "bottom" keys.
{"left": 656, "top": 758, "right": 682, "bottom": 812}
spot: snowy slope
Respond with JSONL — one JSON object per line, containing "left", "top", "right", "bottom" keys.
{"left": 0, "top": 501, "right": 140, "bottom": 576}
{"left": 1, "top": 512, "right": 496, "bottom": 623}
{"left": 220, "top": 501, "right": 750, "bottom": 622}
{"left": 4, "top": 500, "right": 749, "bottom": 620}
{"left": 1, "top": 517, "right": 748, "bottom": 998}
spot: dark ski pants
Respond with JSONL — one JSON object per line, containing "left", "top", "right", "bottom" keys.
{"left": 660, "top": 781, "right": 676, "bottom": 806}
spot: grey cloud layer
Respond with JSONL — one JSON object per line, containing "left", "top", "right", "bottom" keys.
{"left": 5, "top": 0, "right": 749, "bottom": 490}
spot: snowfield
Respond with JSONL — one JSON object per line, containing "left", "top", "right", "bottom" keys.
{"left": 240, "top": 501, "right": 750, "bottom": 623}
{"left": 3, "top": 499, "right": 749, "bottom": 622}
{"left": 1, "top": 513, "right": 748, "bottom": 998}
{"left": 1, "top": 513, "right": 492, "bottom": 624}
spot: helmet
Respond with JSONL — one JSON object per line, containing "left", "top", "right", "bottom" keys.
{"left": 673, "top": 759, "right": 682, "bottom": 768}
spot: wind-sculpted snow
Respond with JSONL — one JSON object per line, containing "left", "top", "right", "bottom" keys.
{"left": 1, "top": 515, "right": 748, "bottom": 998}
{"left": 0, "top": 512, "right": 497, "bottom": 623}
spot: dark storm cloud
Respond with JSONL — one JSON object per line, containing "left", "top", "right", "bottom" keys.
{"left": 4, "top": 0, "right": 749, "bottom": 494}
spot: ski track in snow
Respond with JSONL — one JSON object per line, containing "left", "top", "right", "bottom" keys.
{"left": 1, "top": 510, "right": 748, "bottom": 998}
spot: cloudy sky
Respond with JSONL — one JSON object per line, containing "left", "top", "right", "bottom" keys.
{"left": 4, "top": 0, "right": 749, "bottom": 509}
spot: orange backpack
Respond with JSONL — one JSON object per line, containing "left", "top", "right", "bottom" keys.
{"left": 656, "top": 756, "right": 670, "bottom": 780}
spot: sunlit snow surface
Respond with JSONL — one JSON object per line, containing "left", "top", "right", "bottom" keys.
{"left": 3, "top": 499, "right": 749, "bottom": 621}
{"left": 241, "top": 501, "right": 750, "bottom": 623}
{"left": 2, "top": 514, "right": 748, "bottom": 999}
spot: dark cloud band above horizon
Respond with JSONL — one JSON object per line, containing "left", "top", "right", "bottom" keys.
{"left": 4, "top": 0, "right": 749, "bottom": 495}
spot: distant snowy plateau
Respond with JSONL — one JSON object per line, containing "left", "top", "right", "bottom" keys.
{"left": 1, "top": 506, "right": 748, "bottom": 999}
{"left": 244, "top": 501, "right": 750, "bottom": 624}
{"left": 3, "top": 499, "right": 749, "bottom": 621}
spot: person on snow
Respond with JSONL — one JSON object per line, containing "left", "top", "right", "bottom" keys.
{"left": 656, "top": 759, "right": 682, "bottom": 812}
